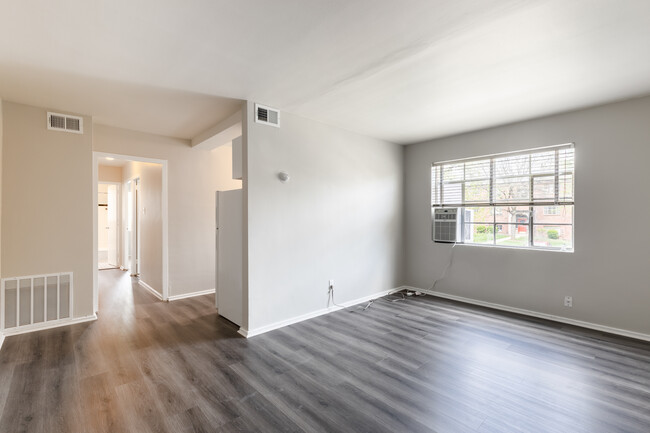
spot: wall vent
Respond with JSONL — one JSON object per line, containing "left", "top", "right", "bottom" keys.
{"left": 47, "top": 112, "right": 83, "bottom": 134}
{"left": 1, "top": 272, "right": 73, "bottom": 333}
{"left": 254, "top": 103, "right": 280, "bottom": 128}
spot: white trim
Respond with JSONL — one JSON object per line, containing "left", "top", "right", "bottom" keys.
{"left": 168, "top": 288, "right": 215, "bottom": 302}
{"left": 239, "top": 287, "right": 400, "bottom": 338}
{"left": 405, "top": 286, "right": 650, "bottom": 343}
{"left": 138, "top": 280, "right": 163, "bottom": 301}
{"left": 93, "top": 151, "right": 170, "bottom": 312}
{"left": 0, "top": 333, "right": 5, "bottom": 352}
{"left": 1, "top": 314, "right": 97, "bottom": 337}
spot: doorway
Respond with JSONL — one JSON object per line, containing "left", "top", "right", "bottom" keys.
{"left": 93, "top": 152, "right": 169, "bottom": 314}
{"left": 98, "top": 182, "right": 120, "bottom": 270}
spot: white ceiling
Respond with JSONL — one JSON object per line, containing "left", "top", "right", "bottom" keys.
{"left": 1, "top": 0, "right": 650, "bottom": 144}
{"left": 98, "top": 158, "right": 128, "bottom": 168}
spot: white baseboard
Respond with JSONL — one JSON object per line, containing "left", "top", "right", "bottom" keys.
{"left": 0, "top": 332, "right": 4, "bottom": 352}
{"left": 239, "top": 287, "right": 402, "bottom": 338}
{"left": 168, "top": 288, "right": 215, "bottom": 301}
{"left": 406, "top": 286, "right": 650, "bottom": 343}
{"left": 0, "top": 314, "right": 98, "bottom": 338}
{"left": 138, "top": 280, "right": 163, "bottom": 300}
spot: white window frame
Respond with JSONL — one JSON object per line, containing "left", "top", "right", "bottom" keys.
{"left": 431, "top": 144, "right": 574, "bottom": 251}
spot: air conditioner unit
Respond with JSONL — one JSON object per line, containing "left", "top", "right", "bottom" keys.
{"left": 433, "top": 208, "right": 460, "bottom": 243}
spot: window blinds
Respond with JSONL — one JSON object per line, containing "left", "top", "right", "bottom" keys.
{"left": 432, "top": 144, "right": 574, "bottom": 207}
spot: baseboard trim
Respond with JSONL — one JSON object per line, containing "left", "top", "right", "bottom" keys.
{"left": 239, "top": 287, "right": 402, "bottom": 338}
{"left": 0, "top": 332, "right": 5, "bottom": 352}
{"left": 0, "top": 314, "right": 98, "bottom": 338}
{"left": 406, "top": 286, "right": 650, "bottom": 343}
{"left": 138, "top": 280, "right": 163, "bottom": 301}
{"left": 168, "top": 288, "right": 215, "bottom": 301}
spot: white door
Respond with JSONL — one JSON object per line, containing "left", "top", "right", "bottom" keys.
{"left": 217, "top": 190, "right": 243, "bottom": 326}
{"left": 107, "top": 184, "right": 118, "bottom": 266}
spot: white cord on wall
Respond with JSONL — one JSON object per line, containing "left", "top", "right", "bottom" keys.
{"left": 429, "top": 242, "right": 457, "bottom": 291}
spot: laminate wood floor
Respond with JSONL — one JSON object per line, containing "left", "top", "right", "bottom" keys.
{"left": 1, "top": 270, "right": 649, "bottom": 432}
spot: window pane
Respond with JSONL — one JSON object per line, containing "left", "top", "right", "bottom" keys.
{"left": 558, "top": 148, "right": 575, "bottom": 173}
{"left": 559, "top": 174, "right": 573, "bottom": 201}
{"left": 533, "top": 205, "right": 573, "bottom": 222}
{"left": 443, "top": 163, "right": 464, "bottom": 182}
{"left": 442, "top": 182, "right": 462, "bottom": 203}
{"left": 494, "top": 177, "right": 530, "bottom": 202}
{"left": 463, "top": 207, "right": 494, "bottom": 224}
{"left": 495, "top": 154, "right": 529, "bottom": 177}
{"left": 432, "top": 166, "right": 440, "bottom": 205}
{"left": 495, "top": 206, "right": 530, "bottom": 224}
{"left": 534, "top": 225, "right": 573, "bottom": 250}
{"left": 496, "top": 224, "right": 529, "bottom": 247}
{"left": 533, "top": 176, "right": 555, "bottom": 201}
{"left": 531, "top": 151, "right": 555, "bottom": 174}
{"left": 464, "top": 224, "right": 494, "bottom": 244}
{"left": 465, "top": 159, "right": 491, "bottom": 180}
{"left": 464, "top": 180, "right": 490, "bottom": 202}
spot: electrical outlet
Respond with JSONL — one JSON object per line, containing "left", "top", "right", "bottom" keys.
{"left": 564, "top": 296, "right": 573, "bottom": 307}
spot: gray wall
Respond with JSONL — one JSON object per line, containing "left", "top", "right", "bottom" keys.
{"left": 246, "top": 108, "right": 404, "bottom": 332}
{"left": 405, "top": 96, "right": 650, "bottom": 336}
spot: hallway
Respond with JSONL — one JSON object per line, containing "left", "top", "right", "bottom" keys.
{"left": 0, "top": 270, "right": 230, "bottom": 433}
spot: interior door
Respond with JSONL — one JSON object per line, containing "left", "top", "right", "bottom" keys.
{"left": 107, "top": 184, "right": 118, "bottom": 266}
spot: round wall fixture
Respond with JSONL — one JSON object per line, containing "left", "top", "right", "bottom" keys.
{"left": 278, "top": 171, "right": 290, "bottom": 183}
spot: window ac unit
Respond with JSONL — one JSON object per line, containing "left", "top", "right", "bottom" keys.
{"left": 433, "top": 208, "right": 460, "bottom": 243}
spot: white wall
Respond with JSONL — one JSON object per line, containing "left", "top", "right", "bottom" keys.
{"left": 405, "top": 96, "right": 650, "bottom": 336}
{"left": 1, "top": 102, "right": 93, "bottom": 317}
{"left": 93, "top": 124, "right": 241, "bottom": 297}
{"left": 245, "top": 105, "right": 404, "bottom": 333}
{"left": 123, "top": 161, "right": 163, "bottom": 294}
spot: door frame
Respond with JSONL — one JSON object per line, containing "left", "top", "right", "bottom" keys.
{"left": 93, "top": 152, "right": 169, "bottom": 312}
{"left": 97, "top": 181, "right": 122, "bottom": 268}
{"left": 124, "top": 176, "right": 141, "bottom": 276}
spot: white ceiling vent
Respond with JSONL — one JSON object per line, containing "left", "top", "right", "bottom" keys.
{"left": 47, "top": 112, "right": 83, "bottom": 134}
{"left": 254, "top": 103, "right": 280, "bottom": 128}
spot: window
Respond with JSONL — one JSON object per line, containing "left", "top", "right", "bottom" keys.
{"left": 543, "top": 206, "right": 560, "bottom": 215}
{"left": 432, "top": 144, "right": 574, "bottom": 251}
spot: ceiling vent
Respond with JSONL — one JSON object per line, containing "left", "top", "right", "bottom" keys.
{"left": 254, "top": 103, "right": 280, "bottom": 128}
{"left": 47, "top": 112, "right": 83, "bottom": 134}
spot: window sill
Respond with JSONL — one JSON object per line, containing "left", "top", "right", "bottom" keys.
{"left": 437, "top": 242, "right": 574, "bottom": 253}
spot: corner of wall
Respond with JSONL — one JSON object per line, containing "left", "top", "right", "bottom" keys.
{"left": 0, "top": 98, "right": 3, "bottom": 282}
{"left": 240, "top": 102, "right": 251, "bottom": 333}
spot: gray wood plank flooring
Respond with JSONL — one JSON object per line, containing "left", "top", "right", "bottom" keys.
{"left": 1, "top": 270, "right": 649, "bottom": 432}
